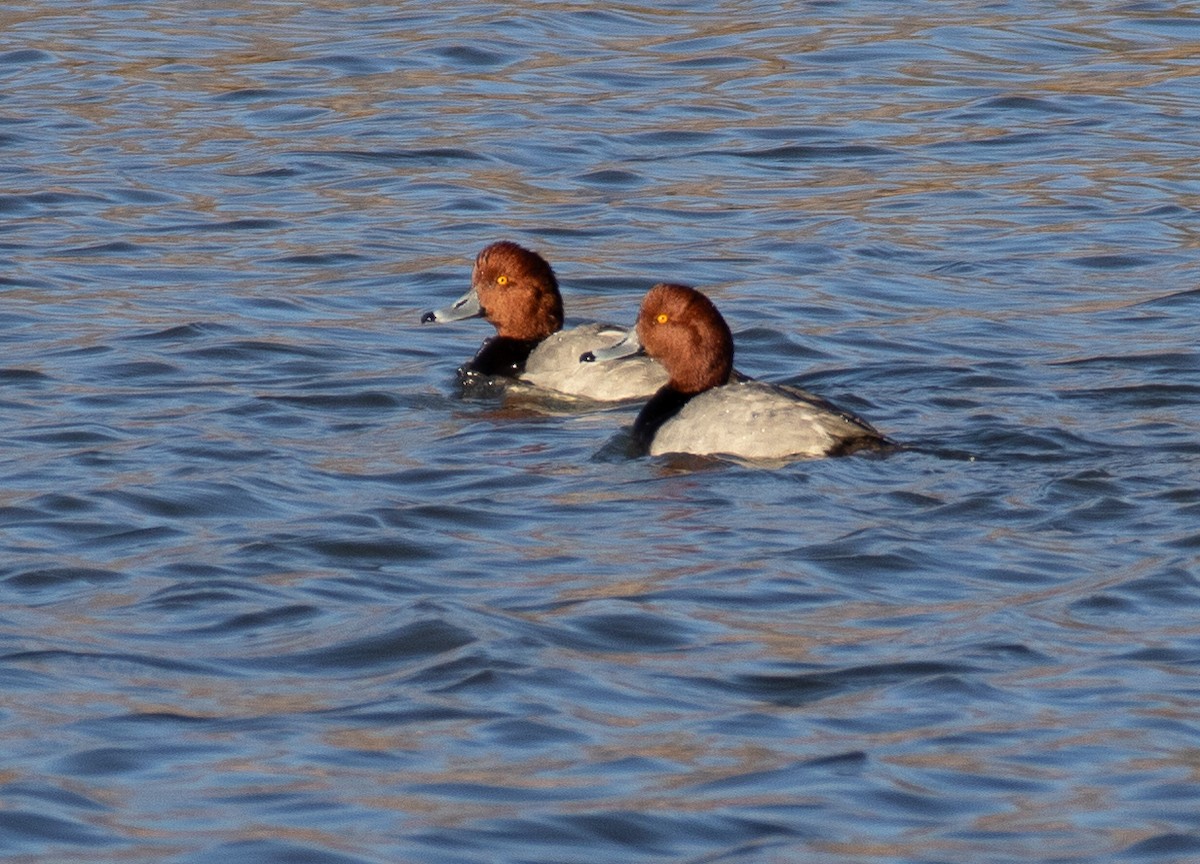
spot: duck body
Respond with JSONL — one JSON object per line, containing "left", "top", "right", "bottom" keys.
{"left": 644, "top": 380, "right": 886, "bottom": 459}
{"left": 519, "top": 323, "right": 667, "bottom": 402}
{"left": 422, "top": 241, "right": 666, "bottom": 401}
{"left": 583, "top": 283, "right": 891, "bottom": 461}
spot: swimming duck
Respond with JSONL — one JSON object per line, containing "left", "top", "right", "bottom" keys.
{"left": 421, "top": 241, "right": 667, "bottom": 401}
{"left": 581, "top": 283, "right": 890, "bottom": 460}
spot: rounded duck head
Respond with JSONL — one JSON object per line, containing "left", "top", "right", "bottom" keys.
{"left": 472, "top": 241, "right": 563, "bottom": 341}
{"left": 636, "top": 283, "right": 733, "bottom": 395}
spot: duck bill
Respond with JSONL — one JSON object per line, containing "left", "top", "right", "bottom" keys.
{"left": 421, "top": 287, "right": 483, "bottom": 324}
{"left": 580, "top": 327, "right": 643, "bottom": 363}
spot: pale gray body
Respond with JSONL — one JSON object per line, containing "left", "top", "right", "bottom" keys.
{"left": 649, "top": 380, "right": 882, "bottom": 459}
{"left": 521, "top": 324, "right": 668, "bottom": 402}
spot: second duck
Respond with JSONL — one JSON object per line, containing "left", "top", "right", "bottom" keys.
{"left": 421, "top": 241, "right": 666, "bottom": 401}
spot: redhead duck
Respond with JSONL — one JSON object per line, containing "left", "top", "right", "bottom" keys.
{"left": 421, "top": 241, "right": 667, "bottom": 401}
{"left": 581, "top": 283, "right": 891, "bottom": 460}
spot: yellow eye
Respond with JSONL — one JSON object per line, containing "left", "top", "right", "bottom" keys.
{"left": 496, "top": 275, "right": 508, "bottom": 286}
{"left": 656, "top": 313, "right": 669, "bottom": 324}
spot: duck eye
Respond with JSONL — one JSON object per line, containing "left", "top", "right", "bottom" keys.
{"left": 656, "top": 313, "right": 669, "bottom": 324}
{"left": 496, "top": 275, "right": 508, "bottom": 286}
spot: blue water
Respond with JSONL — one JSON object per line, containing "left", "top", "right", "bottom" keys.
{"left": 2, "top": 3, "right": 1199, "bottom": 862}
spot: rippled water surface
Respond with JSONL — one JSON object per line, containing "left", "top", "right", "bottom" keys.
{"left": 3, "top": 2, "right": 1199, "bottom": 862}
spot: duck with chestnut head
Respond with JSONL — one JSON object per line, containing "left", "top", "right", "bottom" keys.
{"left": 582, "top": 283, "right": 891, "bottom": 460}
{"left": 422, "top": 241, "right": 667, "bottom": 401}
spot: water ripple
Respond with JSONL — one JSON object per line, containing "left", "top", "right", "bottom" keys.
{"left": 1, "top": 2, "right": 1198, "bottom": 862}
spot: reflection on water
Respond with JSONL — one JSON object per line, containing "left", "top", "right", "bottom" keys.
{"left": 2, "top": 2, "right": 1199, "bottom": 862}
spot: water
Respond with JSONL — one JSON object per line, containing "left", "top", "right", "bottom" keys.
{"left": 2, "top": 2, "right": 1199, "bottom": 862}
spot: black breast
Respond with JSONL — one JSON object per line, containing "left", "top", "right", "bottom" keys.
{"left": 631, "top": 387, "right": 695, "bottom": 453}
{"left": 462, "top": 336, "right": 542, "bottom": 378}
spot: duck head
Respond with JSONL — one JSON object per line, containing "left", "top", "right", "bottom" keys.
{"left": 421, "top": 241, "right": 563, "bottom": 341}
{"left": 582, "top": 283, "right": 733, "bottom": 395}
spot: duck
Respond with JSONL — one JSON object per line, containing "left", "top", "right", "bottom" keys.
{"left": 580, "top": 282, "right": 891, "bottom": 460}
{"left": 420, "top": 241, "right": 667, "bottom": 401}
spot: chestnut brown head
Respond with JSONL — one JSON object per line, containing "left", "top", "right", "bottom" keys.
{"left": 469, "top": 241, "right": 563, "bottom": 340}
{"left": 421, "top": 241, "right": 563, "bottom": 342}
{"left": 635, "top": 283, "right": 733, "bottom": 394}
